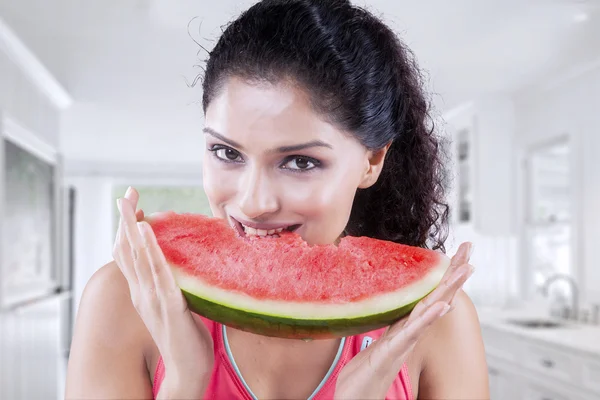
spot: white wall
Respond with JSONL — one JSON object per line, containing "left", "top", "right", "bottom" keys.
{"left": 515, "top": 67, "right": 600, "bottom": 305}
{"left": 0, "top": 51, "right": 60, "bottom": 147}
{"left": 65, "top": 177, "right": 114, "bottom": 313}
{"left": 60, "top": 100, "right": 205, "bottom": 166}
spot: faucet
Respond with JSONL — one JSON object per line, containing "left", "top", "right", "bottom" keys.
{"left": 541, "top": 274, "right": 579, "bottom": 320}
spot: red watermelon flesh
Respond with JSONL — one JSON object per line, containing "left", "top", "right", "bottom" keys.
{"left": 146, "top": 212, "right": 450, "bottom": 339}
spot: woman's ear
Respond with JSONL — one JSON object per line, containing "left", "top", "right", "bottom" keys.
{"left": 358, "top": 142, "right": 392, "bottom": 189}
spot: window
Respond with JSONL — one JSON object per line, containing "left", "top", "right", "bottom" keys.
{"left": 524, "top": 138, "right": 572, "bottom": 293}
{"left": 112, "top": 185, "right": 212, "bottom": 234}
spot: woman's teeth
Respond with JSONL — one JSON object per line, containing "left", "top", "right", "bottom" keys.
{"left": 242, "top": 225, "right": 284, "bottom": 237}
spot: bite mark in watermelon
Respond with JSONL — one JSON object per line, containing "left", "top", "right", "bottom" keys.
{"left": 146, "top": 212, "right": 450, "bottom": 339}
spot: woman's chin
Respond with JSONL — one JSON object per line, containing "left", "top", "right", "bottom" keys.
{"left": 296, "top": 229, "right": 342, "bottom": 247}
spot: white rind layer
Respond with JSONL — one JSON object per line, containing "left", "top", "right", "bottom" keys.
{"left": 172, "top": 256, "right": 450, "bottom": 320}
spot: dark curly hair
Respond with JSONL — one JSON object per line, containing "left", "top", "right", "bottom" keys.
{"left": 200, "top": 0, "right": 450, "bottom": 251}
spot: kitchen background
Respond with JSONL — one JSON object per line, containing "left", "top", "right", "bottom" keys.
{"left": 0, "top": 1, "right": 599, "bottom": 399}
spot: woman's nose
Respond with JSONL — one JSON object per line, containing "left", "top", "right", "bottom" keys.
{"left": 238, "top": 168, "right": 280, "bottom": 219}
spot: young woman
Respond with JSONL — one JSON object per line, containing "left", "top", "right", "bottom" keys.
{"left": 65, "top": 0, "right": 489, "bottom": 399}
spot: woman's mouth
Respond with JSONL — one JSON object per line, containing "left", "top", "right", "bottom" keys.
{"left": 229, "top": 217, "right": 301, "bottom": 238}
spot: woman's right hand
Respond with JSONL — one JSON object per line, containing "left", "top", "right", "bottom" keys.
{"left": 113, "top": 187, "right": 214, "bottom": 399}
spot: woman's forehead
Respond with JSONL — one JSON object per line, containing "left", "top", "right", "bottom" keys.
{"left": 204, "top": 78, "right": 352, "bottom": 150}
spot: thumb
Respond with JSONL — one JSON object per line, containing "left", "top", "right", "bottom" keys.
{"left": 136, "top": 209, "right": 145, "bottom": 222}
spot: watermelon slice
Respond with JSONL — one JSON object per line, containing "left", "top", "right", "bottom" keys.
{"left": 146, "top": 212, "right": 450, "bottom": 339}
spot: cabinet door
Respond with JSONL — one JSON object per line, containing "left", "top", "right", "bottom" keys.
{"left": 0, "top": 311, "right": 19, "bottom": 399}
{"left": 581, "top": 356, "right": 600, "bottom": 394}
{"left": 489, "top": 366, "right": 523, "bottom": 400}
{"left": 522, "top": 383, "right": 572, "bottom": 400}
{"left": 489, "top": 367, "right": 502, "bottom": 400}
{"left": 14, "top": 296, "right": 64, "bottom": 400}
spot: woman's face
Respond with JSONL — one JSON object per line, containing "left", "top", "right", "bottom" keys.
{"left": 202, "top": 78, "right": 385, "bottom": 245}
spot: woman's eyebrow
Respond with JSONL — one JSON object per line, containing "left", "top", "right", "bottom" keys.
{"left": 203, "top": 127, "right": 244, "bottom": 150}
{"left": 203, "top": 127, "right": 333, "bottom": 153}
{"left": 272, "top": 140, "right": 333, "bottom": 153}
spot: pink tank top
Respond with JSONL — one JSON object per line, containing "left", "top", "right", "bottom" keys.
{"left": 152, "top": 317, "right": 413, "bottom": 399}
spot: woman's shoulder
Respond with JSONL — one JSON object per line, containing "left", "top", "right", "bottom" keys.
{"left": 78, "top": 261, "right": 154, "bottom": 354}
{"left": 412, "top": 290, "right": 488, "bottom": 396}
{"left": 65, "top": 262, "right": 157, "bottom": 397}
{"left": 416, "top": 290, "right": 482, "bottom": 357}
{"left": 82, "top": 261, "right": 137, "bottom": 318}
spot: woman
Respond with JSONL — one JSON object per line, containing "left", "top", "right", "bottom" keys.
{"left": 65, "top": 0, "right": 488, "bottom": 399}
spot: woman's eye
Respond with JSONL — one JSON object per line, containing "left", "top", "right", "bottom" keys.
{"left": 213, "top": 147, "right": 242, "bottom": 162}
{"left": 283, "top": 156, "right": 318, "bottom": 171}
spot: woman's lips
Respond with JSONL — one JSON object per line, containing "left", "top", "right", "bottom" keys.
{"left": 229, "top": 216, "right": 301, "bottom": 237}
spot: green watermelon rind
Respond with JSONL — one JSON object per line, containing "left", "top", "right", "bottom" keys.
{"left": 182, "top": 287, "right": 428, "bottom": 339}
{"left": 173, "top": 258, "right": 448, "bottom": 340}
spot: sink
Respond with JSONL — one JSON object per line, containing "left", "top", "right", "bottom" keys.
{"left": 505, "top": 318, "right": 568, "bottom": 329}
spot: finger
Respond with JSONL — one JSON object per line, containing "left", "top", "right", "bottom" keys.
{"left": 382, "top": 314, "right": 410, "bottom": 339}
{"left": 392, "top": 263, "right": 473, "bottom": 335}
{"left": 417, "top": 243, "right": 470, "bottom": 312}
{"left": 447, "top": 258, "right": 475, "bottom": 305}
{"left": 138, "top": 221, "right": 179, "bottom": 294}
{"left": 124, "top": 186, "right": 139, "bottom": 209}
{"left": 390, "top": 301, "right": 449, "bottom": 350}
{"left": 453, "top": 241, "right": 473, "bottom": 265}
{"left": 125, "top": 187, "right": 144, "bottom": 222}
{"left": 386, "top": 244, "right": 471, "bottom": 334}
{"left": 136, "top": 209, "right": 145, "bottom": 222}
{"left": 115, "top": 199, "right": 139, "bottom": 286}
{"left": 411, "top": 262, "right": 471, "bottom": 314}
{"left": 121, "top": 198, "right": 154, "bottom": 288}
{"left": 444, "top": 242, "right": 472, "bottom": 280}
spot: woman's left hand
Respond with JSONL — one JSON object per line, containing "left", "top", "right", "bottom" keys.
{"left": 334, "top": 242, "right": 474, "bottom": 399}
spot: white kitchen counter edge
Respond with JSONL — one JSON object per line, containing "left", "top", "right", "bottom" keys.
{"left": 476, "top": 306, "right": 600, "bottom": 358}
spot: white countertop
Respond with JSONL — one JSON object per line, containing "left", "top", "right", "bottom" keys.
{"left": 476, "top": 304, "right": 600, "bottom": 357}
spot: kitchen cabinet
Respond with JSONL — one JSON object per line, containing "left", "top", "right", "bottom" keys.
{"left": 483, "top": 325, "right": 600, "bottom": 400}
{"left": 489, "top": 366, "right": 524, "bottom": 400}
{"left": 488, "top": 366, "right": 512, "bottom": 400}
{"left": 0, "top": 309, "right": 18, "bottom": 399}
{"left": 446, "top": 96, "right": 516, "bottom": 236}
{"left": 0, "top": 293, "right": 69, "bottom": 400}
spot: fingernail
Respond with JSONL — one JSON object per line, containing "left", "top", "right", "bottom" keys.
{"left": 116, "top": 198, "right": 122, "bottom": 212}
{"left": 468, "top": 243, "right": 475, "bottom": 259}
{"left": 440, "top": 303, "right": 451, "bottom": 317}
{"left": 125, "top": 186, "right": 132, "bottom": 198}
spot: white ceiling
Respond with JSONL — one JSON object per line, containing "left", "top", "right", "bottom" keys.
{"left": 0, "top": 0, "right": 599, "bottom": 169}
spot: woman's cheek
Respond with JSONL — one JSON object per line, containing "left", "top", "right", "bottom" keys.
{"left": 203, "top": 160, "right": 237, "bottom": 213}
{"left": 286, "top": 178, "right": 356, "bottom": 236}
